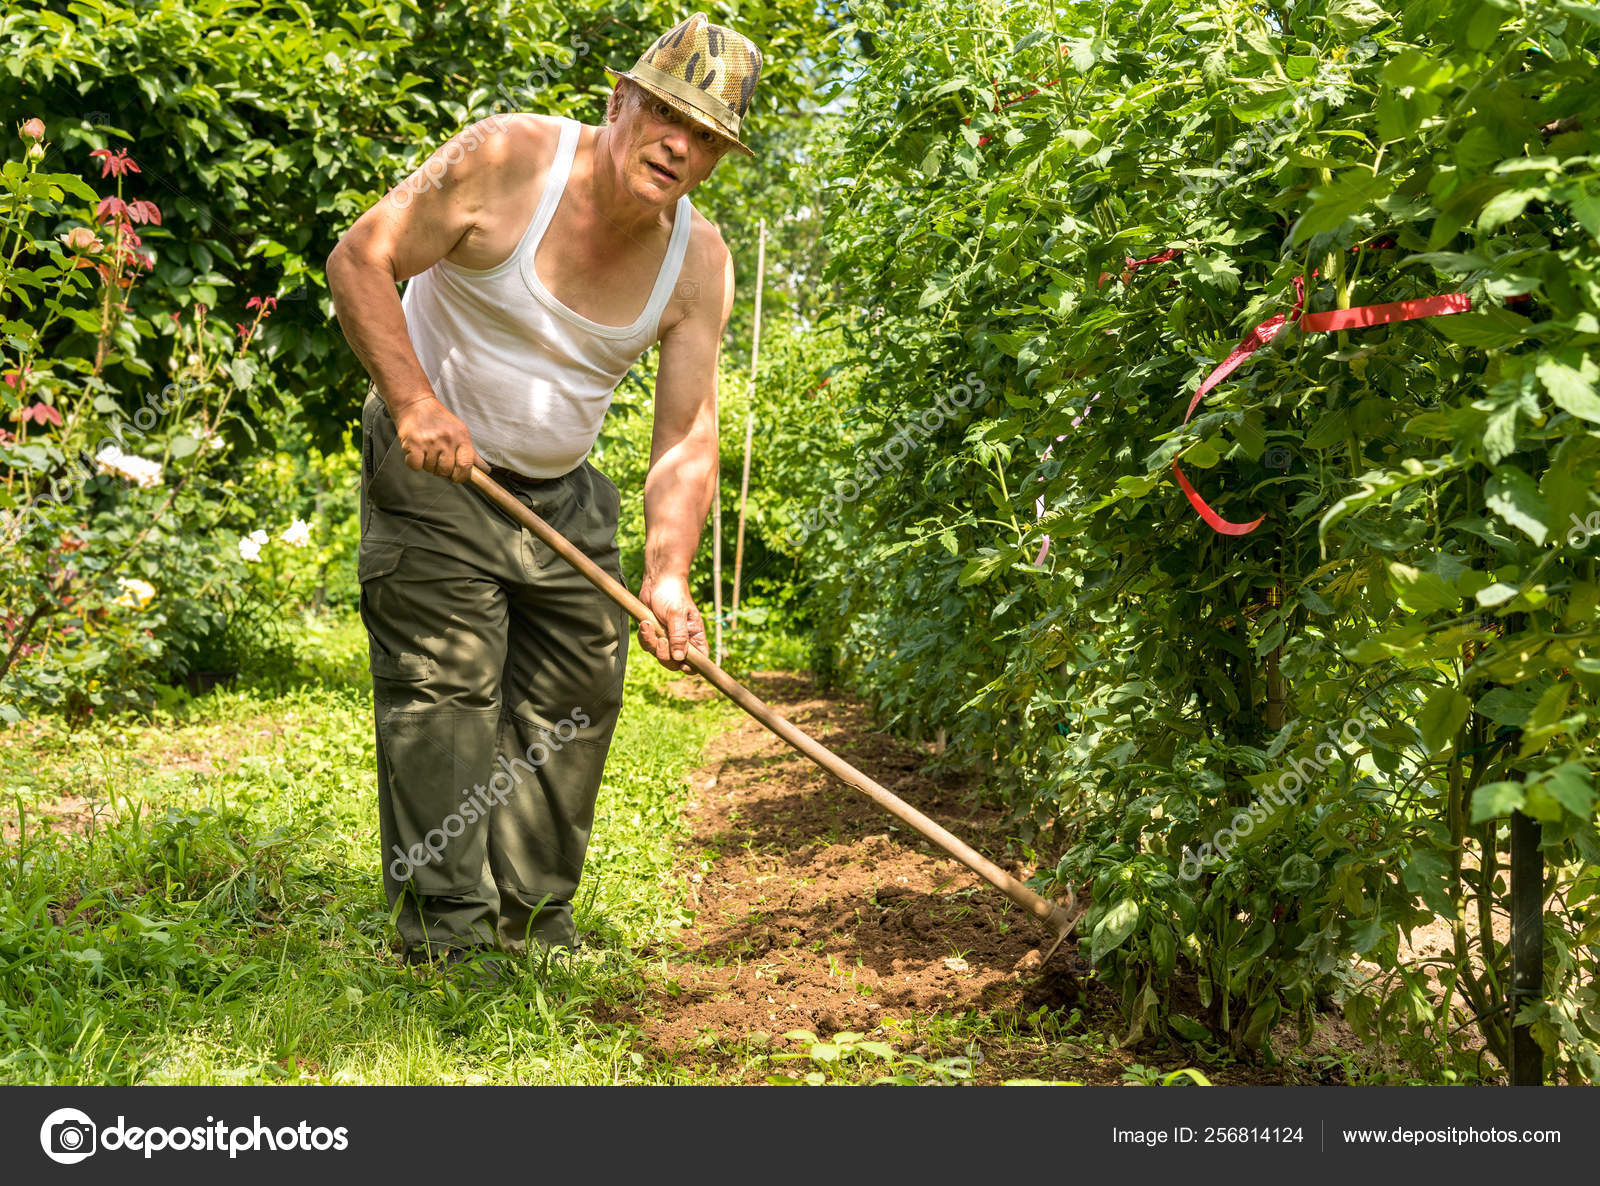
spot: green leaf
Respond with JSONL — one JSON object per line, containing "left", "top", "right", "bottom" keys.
{"left": 1544, "top": 764, "right": 1596, "bottom": 820}
{"left": 1243, "top": 998, "right": 1279, "bottom": 1049}
{"left": 1149, "top": 923, "right": 1175, "bottom": 978}
{"left": 1090, "top": 899, "right": 1139, "bottom": 965}
{"left": 918, "top": 271, "right": 956, "bottom": 310}
{"left": 1519, "top": 682, "right": 1573, "bottom": 749}
{"left": 1478, "top": 187, "right": 1543, "bottom": 231}
{"left": 1476, "top": 687, "right": 1541, "bottom": 729}
{"left": 1563, "top": 182, "right": 1600, "bottom": 238}
{"left": 1188, "top": 255, "right": 1240, "bottom": 293}
{"left": 1343, "top": 624, "right": 1426, "bottom": 663}
{"left": 1291, "top": 173, "right": 1393, "bottom": 244}
{"left": 957, "top": 548, "right": 1009, "bottom": 587}
{"left": 1475, "top": 582, "right": 1519, "bottom": 608}
{"left": 1402, "top": 849, "right": 1455, "bottom": 917}
{"left": 1386, "top": 562, "right": 1458, "bottom": 614}
{"left": 1431, "top": 308, "right": 1531, "bottom": 349}
{"left": 169, "top": 434, "right": 200, "bottom": 459}
{"left": 1482, "top": 404, "right": 1518, "bottom": 463}
{"left": 1304, "top": 409, "right": 1353, "bottom": 449}
{"left": 1287, "top": 150, "right": 1345, "bottom": 169}
{"left": 1277, "top": 854, "right": 1320, "bottom": 891}
{"left": 1327, "top": 0, "right": 1386, "bottom": 36}
{"left": 38, "top": 171, "right": 99, "bottom": 203}
{"left": 1485, "top": 465, "right": 1550, "bottom": 545}
{"left": 1536, "top": 356, "right": 1600, "bottom": 423}
{"left": 1470, "top": 781, "right": 1524, "bottom": 823}
{"left": 1170, "top": 1014, "right": 1212, "bottom": 1042}
{"left": 1417, "top": 686, "right": 1470, "bottom": 752}
{"left": 1376, "top": 53, "right": 1448, "bottom": 142}
{"left": 61, "top": 308, "right": 103, "bottom": 334}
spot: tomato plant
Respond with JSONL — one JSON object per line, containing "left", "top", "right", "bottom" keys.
{"left": 779, "top": 0, "right": 1599, "bottom": 1081}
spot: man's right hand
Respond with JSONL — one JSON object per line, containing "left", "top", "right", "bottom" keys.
{"left": 392, "top": 394, "right": 478, "bottom": 483}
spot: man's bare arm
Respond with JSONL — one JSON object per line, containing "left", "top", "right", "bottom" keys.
{"left": 636, "top": 227, "right": 734, "bottom": 670}
{"left": 326, "top": 117, "right": 541, "bottom": 481}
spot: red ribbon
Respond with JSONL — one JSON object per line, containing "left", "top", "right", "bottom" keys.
{"left": 1127, "top": 248, "right": 1182, "bottom": 271}
{"left": 1097, "top": 248, "right": 1184, "bottom": 289}
{"left": 1173, "top": 278, "right": 1473, "bottom": 535}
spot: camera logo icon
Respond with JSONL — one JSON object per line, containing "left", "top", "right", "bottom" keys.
{"left": 40, "top": 1107, "right": 97, "bottom": 1164}
{"left": 675, "top": 278, "right": 701, "bottom": 302}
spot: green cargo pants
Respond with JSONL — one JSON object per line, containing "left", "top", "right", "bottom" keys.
{"left": 358, "top": 390, "right": 629, "bottom": 956}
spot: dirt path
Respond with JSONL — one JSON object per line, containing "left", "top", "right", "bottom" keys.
{"left": 621, "top": 672, "right": 1321, "bottom": 1085}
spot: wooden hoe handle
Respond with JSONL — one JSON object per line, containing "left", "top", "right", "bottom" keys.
{"left": 468, "top": 466, "right": 1079, "bottom": 952}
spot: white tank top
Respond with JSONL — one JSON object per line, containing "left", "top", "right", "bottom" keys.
{"left": 400, "top": 117, "right": 694, "bottom": 478}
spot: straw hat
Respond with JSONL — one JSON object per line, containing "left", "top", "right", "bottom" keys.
{"left": 603, "top": 12, "right": 763, "bottom": 158}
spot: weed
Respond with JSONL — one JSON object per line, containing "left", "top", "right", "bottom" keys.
{"left": 766, "top": 1029, "right": 980, "bottom": 1086}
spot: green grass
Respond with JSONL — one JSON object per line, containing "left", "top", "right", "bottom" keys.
{"left": 0, "top": 613, "right": 1265, "bottom": 1086}
{"left": 0, "top": 611, "right": 740, "bottom": 1085}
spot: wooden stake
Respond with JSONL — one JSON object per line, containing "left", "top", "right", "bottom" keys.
{"left": 732, "top": 219, "right": 766, "bottom": 631}
{"left": 1510, "top": 807, "right": 1544, "bottom": 1085}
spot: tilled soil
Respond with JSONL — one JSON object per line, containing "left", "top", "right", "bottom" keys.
{"left": 620, "top": 672, "right": 1306, "bottom": 1085}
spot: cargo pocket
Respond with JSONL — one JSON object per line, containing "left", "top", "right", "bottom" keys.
{"left": 359, "top": 539, "right": 437, "bottom": 686}
{"left": 582, "top": 463, "right": 624, "bottom": 565}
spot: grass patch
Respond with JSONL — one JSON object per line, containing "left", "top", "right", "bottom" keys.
{"left": 0, "top": 611, "right": 737, "bottom": 1085}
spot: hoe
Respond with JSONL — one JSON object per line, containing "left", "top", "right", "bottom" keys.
{"left": 470, "top": 466, "right": 1082, "bottom": 964}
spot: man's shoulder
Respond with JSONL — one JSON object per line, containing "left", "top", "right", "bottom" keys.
{"left": 680, "top": 205, "right": 731, "bottom": 284}
{"left": 659, "top": 208, "right": 732, "bottom": 337}
{"left": 454, "top": 111, "right": 559, "bottom": 172}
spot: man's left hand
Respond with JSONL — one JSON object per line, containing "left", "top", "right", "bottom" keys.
{"left": 636, "top": 574, "right": 707, "bottom": 672}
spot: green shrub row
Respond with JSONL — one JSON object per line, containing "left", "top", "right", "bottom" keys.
{"left": 772, "top": 0, "right": 1599, "bottom": 1081}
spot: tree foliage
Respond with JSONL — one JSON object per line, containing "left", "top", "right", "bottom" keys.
{"left": 1, "top": 0, "right": 833, "bottom": 446}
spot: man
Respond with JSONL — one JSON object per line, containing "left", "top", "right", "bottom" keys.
{"left": 326, "top": 13, "right": 763, "bottom": 968}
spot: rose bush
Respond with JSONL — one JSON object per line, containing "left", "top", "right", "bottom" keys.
{"left": 0, "top": 124, "right": 325, "bottom": 720}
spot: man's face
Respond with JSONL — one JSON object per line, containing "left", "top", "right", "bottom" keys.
{"left": 607, "top": 81, "right": 733, "bottom": 204}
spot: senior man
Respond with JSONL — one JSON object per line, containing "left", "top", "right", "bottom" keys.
{"left": 326, "top": 13, "right": 762, "bottom": 969}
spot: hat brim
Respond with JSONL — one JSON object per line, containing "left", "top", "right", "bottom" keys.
{"left": 603, "top": 65, "right": 756, "bottom": 158}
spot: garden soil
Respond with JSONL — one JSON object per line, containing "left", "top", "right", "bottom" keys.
{"left": 615, "top": 672, "right": 1355, "bottom": 1085}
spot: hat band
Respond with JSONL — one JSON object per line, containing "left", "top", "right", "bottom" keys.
{"left": 630, "top": 60, "right": 742, "bottom": 138}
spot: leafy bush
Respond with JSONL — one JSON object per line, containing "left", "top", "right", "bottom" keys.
{"left": 0, "top": 123, "right": 316, "bottom": 718}
{"left": 787, "top": 0, "right": 1599, "bottom": 1081}
{"left": 0, "top": 0, "right": 835, "bottom": 446}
